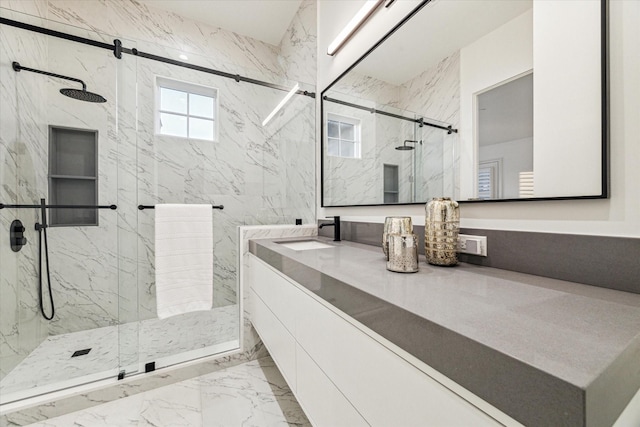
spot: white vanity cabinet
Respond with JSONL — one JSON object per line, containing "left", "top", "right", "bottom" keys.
{"left": 247, "top": 254, "right": 504, "bottom": 426}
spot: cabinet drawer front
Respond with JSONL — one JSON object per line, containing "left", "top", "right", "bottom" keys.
{"left": 250, "top": 289, "right": 296, "bottom": 390}
{"left": 249, "top": 255, "right": 299, "bottom": 334}
{"left": 296, "top": 290, "right": 500, "bottom": 427}
{"left": 296, "top": 344, "right": 369, "bottom": 427}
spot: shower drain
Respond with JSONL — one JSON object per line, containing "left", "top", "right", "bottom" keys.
{"left": 71, "top": 348, "right": 91, "bottom": 357}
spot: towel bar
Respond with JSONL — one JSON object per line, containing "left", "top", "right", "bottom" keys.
{"left": 138, "top": 204, "right": 224, "bottom": 210}
{"left": 0, "top": 203, "right": 117, "bottom": 210}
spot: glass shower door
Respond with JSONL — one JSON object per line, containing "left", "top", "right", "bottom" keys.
{"left": 0, "top": 9, "right": 133, "bottom": 403}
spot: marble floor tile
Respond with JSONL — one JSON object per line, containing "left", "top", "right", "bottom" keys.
{"left": 197, "top": 357, "right": 310, "bottom": 427}
{"left": 25, "top": 356, "right": 310, "bottom": 427}
{"left": 1, "top": 306, "right": 239, "bottom": 401}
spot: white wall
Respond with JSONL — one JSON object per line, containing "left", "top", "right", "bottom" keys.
{"left": 318, "top": 0, "right": 640, "bottom": 238}
{"left": 459, "top": 9, "right": 533, "bottom": 200}
{"left": 533, "top": 0, "right": 602, "bottom": 197}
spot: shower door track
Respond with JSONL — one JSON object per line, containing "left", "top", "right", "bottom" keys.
{"left": 322, "top": 95, "right": 457, "bottom": 134}
{"left": 0, "top": 16, "right": 316, "bottom": 99}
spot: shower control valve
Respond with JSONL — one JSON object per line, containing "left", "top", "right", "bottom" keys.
{"left": 10, "top": 219, "right": 27, "bottom": 252}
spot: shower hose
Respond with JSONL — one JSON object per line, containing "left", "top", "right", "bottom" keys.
{"left": 36, "top": 201, "right": 55, "bottom": 320}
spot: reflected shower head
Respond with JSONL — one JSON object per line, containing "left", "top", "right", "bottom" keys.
{"left": 395, "top": 139, "right": 422, "bottom": 151}
{"left": 13, "top": 62, "right": 107, "bottom": 103}
{"left": 60, "top": 88, "right": 107, "bottom": 103}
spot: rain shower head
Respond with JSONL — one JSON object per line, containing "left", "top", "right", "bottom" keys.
{"left": 395, "top": 139, "right": 422, "bottom": 151}
{"left": 13, "top": 62, "right": 107, "bottom": 103}
{"left": 59, "top": 88, "right": 107, "bottom": 103}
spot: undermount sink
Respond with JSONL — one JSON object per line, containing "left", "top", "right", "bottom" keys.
{"left": 276, "top": 240, "right": 334, "bottom": 251}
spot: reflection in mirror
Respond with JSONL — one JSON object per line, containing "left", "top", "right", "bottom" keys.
{"left": 477, "top": 73, "right": 533, "bottom": 199}
{"left": 321, "top": 0, "right": 606, "bottom": 206}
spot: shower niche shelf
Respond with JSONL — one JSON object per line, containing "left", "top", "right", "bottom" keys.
{"left": 48, "top": 126, "right": 98, "bottom": 226}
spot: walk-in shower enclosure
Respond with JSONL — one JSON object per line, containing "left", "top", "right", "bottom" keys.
{"left": 0, "top": 3, "right": 315, "bottom": 404}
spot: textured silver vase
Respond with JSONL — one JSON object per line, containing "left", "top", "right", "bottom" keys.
{"left": 386, "top": 234, "right": 419, "bottom": 273}
{"left": 425, "top": 197, "right": 460, "bottom": 266}
{"left": 382, "top": 216, "right": 413, "bottom": 257}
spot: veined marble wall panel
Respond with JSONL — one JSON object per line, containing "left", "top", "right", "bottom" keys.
{"left": 400, "top": 52, "right": 460, "bottom": 199}
{"left": 47, "top": 0, "right": 283, "bottom": 85}
{"left": 135, "top": 53, "right": 315, "bottom": 319}
{"left": 0, "top": 14, "right": 50, "bottom": 379}
{"left": 0, "top": 0, "right": 47, "bottom": 18}
{"left": 279, "top": 0, "right": 317, "bottom": 85}
{"left": 43, "top": 37, "right": 120, "bottom": 336}
{"left": 324, "top": 98, "right": 408, "bottom": 206}
{"left": 378, "top": 115, "right": 415, "bottom": 203}
{"left": 332, "top": 72, "right": 401, "bottom": 109}
{"left": 275, "top": 98, "right": 316, "bottom": 222}
{"left": 416, "top": 127, "right": 446, "bottom": 200}
{"left": 114, "top": 51, "right": 140, "bottom": 373}
{"left": 324, "top": 103, "right": 380, "bottom": 206}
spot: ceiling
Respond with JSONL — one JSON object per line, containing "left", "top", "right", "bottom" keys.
{"left": 138, "top": 0, "right": 303, "bottom": 45}
{"left": 355, "top": 0, "right": 532, "bottom": 85}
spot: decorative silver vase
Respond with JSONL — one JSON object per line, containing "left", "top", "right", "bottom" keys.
{"left": 386, "top": 234, "right": 419, "bottom": 273}
{"left": 382, "top": 216, "right": 413, "bottom": 257}
{"left": 425, "top": 197, "right": 459, "bottom": 266}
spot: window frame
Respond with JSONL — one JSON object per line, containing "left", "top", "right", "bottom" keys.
{"left": 155, "top": 76, "right": 219, "bottom": 142}
{"left": 326, "top": 113, "right": 361, "bottom": 159}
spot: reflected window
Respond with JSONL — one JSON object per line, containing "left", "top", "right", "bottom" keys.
{"left": 156, "top": 77, "right": 217, "bottom": 141}
{"left": 327, "top": 114, "right": 361, "bottom": 159}
{"left": 478, "top": 159, "right": 501, "bottom": 199}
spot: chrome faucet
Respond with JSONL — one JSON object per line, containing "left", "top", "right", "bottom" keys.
{"left": 319, "top": 216, "right": 341, "bottom": 241}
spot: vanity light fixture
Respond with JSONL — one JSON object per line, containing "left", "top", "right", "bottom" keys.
{"left": 262, "top": 83, "right": 299, "bottom": 126}
{"left": 178, "top": 54, "right": 188, "bottom": 61}
{"left": 327, "top": 0, "right": 384, "bottom": 56}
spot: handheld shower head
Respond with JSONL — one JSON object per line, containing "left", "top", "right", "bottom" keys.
{"left": 395, "top": 140, "right": 423, "bottom": 151}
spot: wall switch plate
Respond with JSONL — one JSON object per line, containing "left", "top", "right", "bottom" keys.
{"left": 458, "top": 234, "right": 487, "bottom": 256}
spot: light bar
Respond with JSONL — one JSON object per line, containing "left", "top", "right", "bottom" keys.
{"left": 327, "top": 0, "right": 384, "bottom": 56}
{"left": 262, "top": 83, "right": 299, "bottom": 126}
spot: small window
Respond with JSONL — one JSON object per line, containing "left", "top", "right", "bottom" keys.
{"left": 327, "top": 114, "right": 361, "bottom": 158}
{"left": 156, "top": 77, "right": 217, "bottom": 141}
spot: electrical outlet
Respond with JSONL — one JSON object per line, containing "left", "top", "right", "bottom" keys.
{"left": 458, "top": 234, "right": 487, "bottom": 256}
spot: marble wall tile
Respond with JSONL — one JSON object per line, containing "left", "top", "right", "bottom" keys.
{"left": 400, "top": 52, "right": 460, "bottom": 198}
{"left": 0, "top": 12, "right": 50, "bottom": 378}
{"left": 0, "top": 0, "right": 47, "bottom": 18}
{"left": 278, "top": 0, "right": 317, "bottom": 86}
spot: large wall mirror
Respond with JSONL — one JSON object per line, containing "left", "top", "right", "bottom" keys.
{"left": 321, "top": 0, "right": 607, "bottom": 207}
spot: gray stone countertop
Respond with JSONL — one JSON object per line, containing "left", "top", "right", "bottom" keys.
{"left": 249, "top": 236, "right": 640, "bottom": 427}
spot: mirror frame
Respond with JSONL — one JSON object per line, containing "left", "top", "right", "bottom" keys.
{"left": 320, "top": 0, "right": 608, "bottom": 207}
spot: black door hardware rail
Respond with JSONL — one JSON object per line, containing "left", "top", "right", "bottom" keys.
{"left": 322, "top": 96, "right": 457, "bottom": 134}
{"left": 0, "top": 16, "right": 315, "bottom": 99}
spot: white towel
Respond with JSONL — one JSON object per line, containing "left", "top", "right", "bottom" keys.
{"left": 155, "top": 204, "right": 213, "bottom": 319}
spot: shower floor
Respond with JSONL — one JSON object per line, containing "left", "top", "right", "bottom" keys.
{"left": 0, "top": 305, "right": 239, "bottom": 403}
